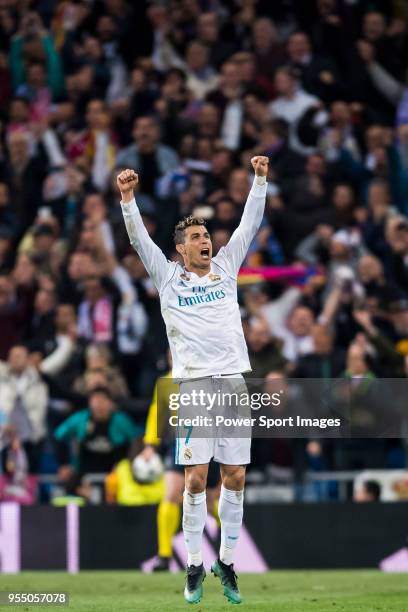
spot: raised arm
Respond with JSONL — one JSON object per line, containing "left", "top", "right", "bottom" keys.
{"left": 220, "top": 156, "right": 268, "bottom": 275}
{"left": 118, "top": 169, "right": 171, "bottom": 291}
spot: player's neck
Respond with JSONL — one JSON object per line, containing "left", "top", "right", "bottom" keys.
{"left": 185, "top": 263, "right": 211, "bottom": 277}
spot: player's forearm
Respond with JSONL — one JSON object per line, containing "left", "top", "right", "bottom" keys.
{"left": 121, "top": 188, "right": 135, "bottom": 204}
{"left": 120, "top": 186, "right": 141, "bottom": 248}
{"left": 240, "top": 176, "right": 267, "bottom": 236}
{"left": 120, "top": 195, "right": 150, "bottom": 251}
{"left": 223, "top": 175, "right": 267, "bottom": 271}
{"left": 120, "top": 196, "right": 168, "bottom": 290}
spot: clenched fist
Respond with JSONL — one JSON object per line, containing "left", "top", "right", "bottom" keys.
{"left": 251, "top": 156, "right": 269, "bottom": 177}
{"left": 117, "top": 169, "right": 139, "bottom": 200}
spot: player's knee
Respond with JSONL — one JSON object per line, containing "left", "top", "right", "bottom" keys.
{"left": 222, "top": 466, "right": 245, "bottom": 491}
{"left": 185, "top": 472, "right": 207, "bottom": 493}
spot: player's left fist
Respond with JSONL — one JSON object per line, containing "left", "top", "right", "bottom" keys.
{"left": 251, "top": 155, "right": 269, "bottom": 177}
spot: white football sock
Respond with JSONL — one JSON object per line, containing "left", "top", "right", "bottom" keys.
{"left": 182, "top": 489, "right": 207, "bottom": 567}
{"left": 218, "top": 485, "right": 244, "bottom": 566}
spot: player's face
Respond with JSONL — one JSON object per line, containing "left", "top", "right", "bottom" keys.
{"left": 179, "top": 225, "right": 213, "bottom": 271}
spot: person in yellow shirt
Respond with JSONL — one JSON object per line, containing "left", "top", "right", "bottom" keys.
{"left": 105, "top": 443, "right": 165, "bottom": 506}
{"left": 138, "top": 369, "right": 220, "bottom": 572}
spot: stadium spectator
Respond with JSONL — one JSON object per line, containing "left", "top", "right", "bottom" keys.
{"left": 9, "top": 11, "right": 65, "bottom": 100}
{"left": 73, "top": 344, "right": 128, "bottom": 399}
{"left": 184, "top": 40, "right": 219, "bottom": 101}
{"left": 0, "top": 131, "right": 47, "bottom": 233}
{"left": 35, "top": 302, "right": 80, "bottom": 383}
{"left": 25, "top": 286, "right": 56, "bottom": 349}
{"left": 197, "top": 12, "right": 236, "bottom": 70}
{"left": 0, "top": 424, "right": 37, "bottom": 504}
{"left": 76, "top": 266, "right": 120, "bottom": 345}
{"left": 251, "top": 17, "right": 286, "bottom": 88}
{"left": 270, "top": 66, "right": 321, "bottom": 155}
{"left": 287, "top": 31, "right": 343, "bottom": 103}
{"left": 246, "top": 317, "right": 287, "bottom": 379}
{"left": 0, "top": 344, "right": 48, "bottom": 472}
{"left": 265, "top": 299, "right": 315, "bottom": 363}
{"left": 293, "top": 324, "right": 345, "bottom": 378}
{"left": 116, "top": 116, "right": 179, "bottom": 195}
{"left": 54, "top": 386, "right": 141, "bottom": 498}
{"left": 66, "top": 99, "right": 117, "bottom": 192}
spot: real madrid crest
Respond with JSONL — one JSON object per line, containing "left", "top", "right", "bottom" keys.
{"left": 208, "top": 273, "right": 221, "bottom": 282}
{"left": 184, "top": 448, "right": 193, "bottom": 460}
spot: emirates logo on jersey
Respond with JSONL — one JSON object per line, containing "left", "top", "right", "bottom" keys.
{"left": 178, "top": 289, "right": 226, "bottom": 307}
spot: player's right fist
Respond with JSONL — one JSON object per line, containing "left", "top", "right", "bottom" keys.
{"left": 251, "top": 155, "right": 269, "bottom": 177}
{"left": 117, "top": 169, "right": 139, "bottom": 194}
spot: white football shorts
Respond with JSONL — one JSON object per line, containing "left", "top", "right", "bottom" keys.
{"left": 174, "top": 374, "right": 251, "bottom": 466}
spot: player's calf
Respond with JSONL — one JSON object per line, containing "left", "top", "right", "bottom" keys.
{"left": 212, "top": 483, "right": 244, "bottom": 602}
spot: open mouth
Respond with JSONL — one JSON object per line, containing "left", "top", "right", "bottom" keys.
{"left": 200, "top": 248, "right": 210, "bottom": 259}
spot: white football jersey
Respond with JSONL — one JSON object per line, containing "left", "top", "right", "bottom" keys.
{"left": 121, "top": 179, "right": 267, "bottom": 379}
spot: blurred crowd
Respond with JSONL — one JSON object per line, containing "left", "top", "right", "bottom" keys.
{"left": 0, "top": 0, "right": 408, "bottom": 504}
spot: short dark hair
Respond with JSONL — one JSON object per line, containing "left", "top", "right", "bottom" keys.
{"left": 89, "top": 386, "right": 113, "bottom": 401}
{"left": 174, "top": 215, "right": 206, "bottom": 245}
{"left": 134, "top": 115, "right": 158, "bottom": 129}
{"left": 274, "top": 65, "right": 297, "bottom": 80}
{"left": 165, "top": 67, "right": 186, "bottom": 83}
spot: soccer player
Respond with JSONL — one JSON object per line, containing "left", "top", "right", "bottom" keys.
{"left": 118, "top": 156, "right": 268, "bottom": 604}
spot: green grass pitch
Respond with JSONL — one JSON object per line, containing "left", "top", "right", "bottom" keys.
{"left": 2, "top": 570, "right": 408, "bottom": 611}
